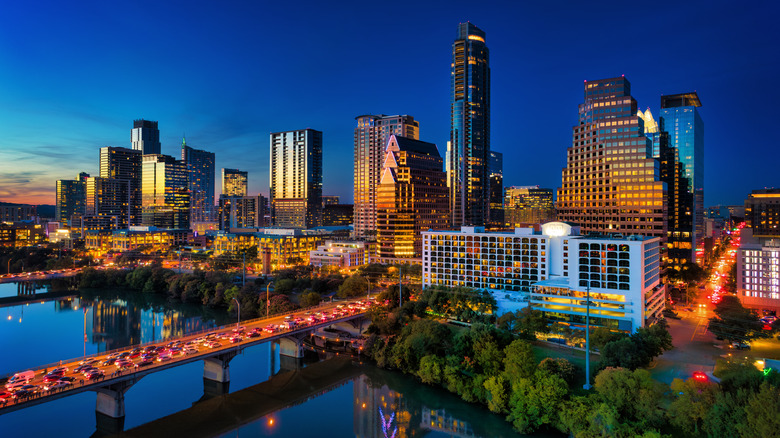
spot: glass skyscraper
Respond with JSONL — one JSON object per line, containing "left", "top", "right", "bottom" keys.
{"left": 221, "top": 168, "right": 248, "bottom": 197}
{"left": 141, "top": 154, "right": 190, "bottom": 229}
{"left": 353, "top": 114, "right": 419, "bottom": 239}
{"left": 56, "top": 172, "right": 89, "bottom": 226}
{"left": 448, "top": 22, "right": 490, "bottom": 227}
{"left": 181, "top": 138, "right": 216, "bottom": 223}
{"left": 660, "top": 92, "right": 703, "bottom": 260}
{"left": 269, "top": 129, "right": 322, "bottom": 229}
{"left": 100, "top": 146, "right": 142, "bottom": 226}
{"left": 130, "top": 119, "right": 161, "bottom": 155}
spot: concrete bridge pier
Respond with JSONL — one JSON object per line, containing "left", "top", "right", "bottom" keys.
{"left": 94, "top": 380, "right": 135, "bottom": 435}
{"left": 279, "top": 335, "right": 306, "bottom": 358}
{"left": 203, "top": 351, "right": 238, "bottom": 384}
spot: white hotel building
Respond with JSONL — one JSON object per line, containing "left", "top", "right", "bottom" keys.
{"left": 422, "top": 222, "right": 664, "bottom": 332}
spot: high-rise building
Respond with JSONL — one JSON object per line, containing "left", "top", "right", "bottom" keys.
{"left": 660, "top": 92, "right": 704, "bottom": 260}
{"left": 100, "top": 146, "right": 142, "bottom": 225}
{"left": 84, "top": 176, "right": 131, "bottom": 230}
{"left": 556, "top": 77, "right": 667, "bottom": 238}
{"left": 141, "top": 154, "right": 190, "bottom": 229}
{"left": 218, "top": 195, "right": 268, "bottom": 230}
{"left": 322, "top": 196, "right": 340, "bottom": 207}
{"left": 504, "top": 186, "right": 555, "bottom": 227}
{"left": 221, "top": 168, "right": 248, "bottom": 197}
{"left": 181, "top": 138, "right": 216, "bottom": 223}
{"left": 448, "top": 22, "right": 490, "bottom": 228}
{"left": 745, "top": 188, "right": 780, "bottom": 238}
{"left": 488, "top": 151, "right": 503, "bottom": 228}
{"left": 130, "top": 119, "right": 161, "bottom": 155}
{"left": 323, "top": 204, "right": 354, "bottom": 226}
{"left": 353, "top": 115, "right": 419, "bottom": 239}
{"left": 270, "top": 129, "right": 322, "bottom": 229}
{"left": 56, "top": 172, "right": 89, "bottom": 227}
{"left": 376, "top": 135, "right": 449, "bottom": 259}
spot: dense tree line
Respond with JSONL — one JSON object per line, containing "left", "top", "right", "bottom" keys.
{"left": 363, "top": 293, "right": 778, "bottom": 437}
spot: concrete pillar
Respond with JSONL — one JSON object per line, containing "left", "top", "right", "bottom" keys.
{"left": 203, "top": 351, "right": 236, "bottom": 383}
{"left": 270, "top": 340, "right": 279, "bottom": 377}
{"left": 279, "top": 336, "right": 304, "bottom": 358}
{"left": 96, "top": 390, "right": 126, "bottom": 418}
{"left": 94, "top": 380, "right": 134, "bottom": 434}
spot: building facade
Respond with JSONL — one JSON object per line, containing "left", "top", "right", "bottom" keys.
{"left": 353, "top": 114, "right": 419, "bottom": 239}
{"left": 488, "top": 151, "right": 503, "bottom": 229}
{"left": 660, "top": 92, "right": 704, "bottom": 258}
{"left": 448, "top": 22, "right": 491, "bottom": 228}
{"left": 745, "top": 189, "right": 780, "bottom": 238}
{"left": 141, "top": 154, "right": 190, "bottom": 229}
{"left": 84, "top": 176, "right": 131, "bottom": 230}
{"left": 376, "top": 135, "right": 449, "bottom": 259}
{"left": 111, "top": 226, "right": 190, "bottom": 253}
{"left": 0, "top": 204, "right": 38, "bottom": 223}
{"left": 556, "top": 77, "right": 667, "bottom": 238}
{"left": 100, "top": 146, "right": 142, "bottom": 226}
{"left": 322, "top": 196, "right": 340, "bottom": 206}
{"left": 130, "top": 119, "right": 161, "bottom": 155}
{"left": 181, "top": 139, "right": 216, "bottom": 223}
{"left": 421, "top": 222, "right": 664, "bottom": 332}
{"left": 56, "top": 172, "right": 88, "bottom": 226}
{"left": 738, "top": 190, "right": 780, "bottom": 312}
{"left": 212, "top": 230, "right": 324, "bottom": 271}
{"left": 218, "top": 195, "right": 268, "bottom": 230}
{"left": 323, "top": 204, "right": 353, "bottom": 226}
{"left": 270, "top": 129, "right": 322, "bottom": 229}
{"left": 309, "top": 240, "right": 369, "bottom": 269}
{"left": 221, "top": 168, "right": 248, "bottom": 197}
{"left": 504, "top": 186, "right": 555, "bottom": 227}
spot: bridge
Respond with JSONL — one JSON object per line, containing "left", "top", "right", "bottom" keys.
{"left": 0, "top": 299, "right": 371, "bottom": 433}
{"left": 0, "top": 268, "right": 83, "bottom": 285}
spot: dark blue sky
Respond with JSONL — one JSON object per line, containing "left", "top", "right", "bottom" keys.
{"left": 0, "top": 0, "right": 777, "bottom": 206}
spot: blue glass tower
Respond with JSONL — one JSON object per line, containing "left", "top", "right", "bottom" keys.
{"left": 660, "top": 92, "right": 703, "bottom": 262}
{"left": 448, "top": 22, "right": 490, "bottom": 227}
{"left": 181, "top": 138, "right": 216, "bottom": 223}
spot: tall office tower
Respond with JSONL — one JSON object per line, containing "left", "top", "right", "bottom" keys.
{"left": 141, "top": 154, "right": 190, "bottom": 229}
{"left": 222, "top": 168, "right": 248, "bottom": 197}
{"left": 488, "top": 151, "right": 503, "bottom": 228}
{"left": 218, "top": 195, "right": 268, "bottom": 230}
{"left": 376, "top": 135, "right": 449, "bottom": 258}
{"left": 84, "top": 176, "right": 131, "bottom": 230}
{"left": 353, "top": 114, "right": 419, "bottom": 239}
{"left": 181, "top": 138, "right": 216, "bottom": 222}
{"left": 56, "top": 172, "right": 89, "bottom": 226}
{"left": 322, "top": 196, "right": 340, "bottom": 207}
{"left": 657, "top": 117, "right": 695, "bottom": 267}
{"left": 556, "top": 77, "right": 667, "bottom": 238}
{"left": 448, "top": 22, "right": 490, "bottom": 228}
{"left": 100, "top": 146, "right": 142, "bottom": 225}
{"left": 745, "top": 189, "right": 780, "bottom": 237}
{"left": 504, "top": 186, "right": 555, "bottom": 226}
{"left": 660, "top": 92, "right": 704, "bottom": 259}
{"left": 130, "top": 119, "right": 161, "bottom": 155}
{"left": 269, "top": 129, "right": 322, "bottom": 229}
{"left": 738, "top": 189, "right": 780, "bottom": 313}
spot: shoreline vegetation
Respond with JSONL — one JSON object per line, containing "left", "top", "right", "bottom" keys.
{"left": 363, "top": 287, "right": 780, "bottom": 437}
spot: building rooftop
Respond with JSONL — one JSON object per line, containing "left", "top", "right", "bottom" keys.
{"left": 394, "top": 136, "right": 440, "bottom": 157}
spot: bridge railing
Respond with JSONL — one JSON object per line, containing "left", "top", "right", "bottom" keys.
{"left": 1, "top": 296, "right": 372, "bottom": 381}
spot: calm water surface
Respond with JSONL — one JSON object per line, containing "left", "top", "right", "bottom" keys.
{"left": 0, "top": 282, "right": 525, "bottom": 437}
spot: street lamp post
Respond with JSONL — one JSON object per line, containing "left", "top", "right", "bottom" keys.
{"left": 266, "top": 282, "right": 273, "bottom": 318}
{"left": 232, "top": 297, "right": 240, "bottom": 331}
{"left": 7, "top": 258, "right": 11, "bottom": 275}
{"left": 367, "top": 278, "right": 371, "bottom": 300}
{"left": 583, "top": 283, "right": 592, "bottom": 390}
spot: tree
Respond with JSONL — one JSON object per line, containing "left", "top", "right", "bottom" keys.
{"left": 497, "top": 307, "right": 549, "bottom": 339}
{"left": 417, "top": 355, "right": 445, "bottom": 385}
{"left": 538, "top": 358, "right": 575, "bottom": 385}
{"left": 594, "top": 367, "right": 666, "bottom": 430}
{"left": 703, "top": 391, "right": 747, "bottom": 438}
{"left": 502, "top": 339, "right": 537, "bottom": 386}
{"left": 708, "top": 295, "right": 765, "bottom": 342}
{"left": 299, "top": 290, "right": 322, "bottom": 308}
{"left": 600, "top": 321, "right": 673, "bottom": 370}
{"left": 274, "top": 278, "right": 295, "bottom": 294}
{"left": 483, "top": 375, "right": 510, "bottom": 414}
{"left": 506, "top": 370, "right": 569, "bottom": 433}
{"left": 741, "top": 382, "right": 780, "bottom": 436}
{"left": 590, "top": 327, "right": 624, "bottom": 350}
{"left": 667, "top": 377, "right": 719, "bottom": 435}
{"left": 337, "top": 275, "right": 368, "bottom": 298}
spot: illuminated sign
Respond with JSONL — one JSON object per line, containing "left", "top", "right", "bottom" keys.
{"left": 542, "top": 222, "right": 571, "bottom": 237}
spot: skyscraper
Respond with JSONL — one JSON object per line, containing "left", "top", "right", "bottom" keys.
{"left": 130, "top": 119, "right": 161, "bottom": 155}
{"left": 269, "top": 129, "right": 322, "bottom": 229}
{"left": 448, "top": 22, "right": 490, "bottom": 227}
{"left": 141, "top": 154, "right": 190, "bottom": 229}
{"left": 100, "top": 146, "right": 142, "bottom": 225}
{"left": 181, "top": 138, "right": 216, "bottom": 223}
{"left": 488, "top": 151, "right": 503, "bottom": 228}
{"left": 353, "top": 115, "right": 419, "bottom": 239}
{"left": 55, "top": 172, "right": 89, "bottom": 226}
{"left": 84, "top": 176, "right": 131, "bottom": 230}
{"left": 556, "top": 77, "right": 667, "bottom": 238}
{"left": 218, "top": 195, "right": 268, "bottom": 230}
{"left": 504, "top": 186, "right": 555, "bottom": 226}
{"left": 376, "top": 135, "right": 449, "bottom": 258}
{"left": 660, "top": 92, "right": 704, "bottom": 259}
{"left": 222, "top": 168, "right": 248, "bottom": 197}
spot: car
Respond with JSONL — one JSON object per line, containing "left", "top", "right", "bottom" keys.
{"left": 43, "top": 374, "right": 63, "bottom": 383}
{"left": 0, "top": 391, "right": 12, "bottom": 400}
{"left": 51, "top": 367, "right": 69, "bottom": 374}
{"left": 43, "top": 381, "right": 70, "bottom": 391}
{"left": 247, "top": 331, "right": 261, "bottom": 338}
{"left": 102, "top": 358, "right": 117, "bottom": 366}
{"left": 184, "top": 348, "right": 198, "bottom": 355}
{"left": 58, "top": 376, "right": 75, "bottom": 383}
{"left": 86, "top": 372, "right": 103, "bottom": 380}
{"left": 135, "top": 359, "right": 154, "bottom": 368}
{"left": 156, "top": 353, "right": 172, "bottom": 362}
{"left": 116, "top": 360, "right": 133, "bottom": 369}
{"left": 730, "top": 342, "right": 750, "bottom": 350}
{"left": 230, "top": 336, "right": 242, "bottom": 344}
{"left": 693, "top": 371, "right": 708, "bottom": 382}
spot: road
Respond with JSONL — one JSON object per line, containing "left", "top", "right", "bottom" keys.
{"left": 0, "top": 298, "right": 372, "bottom": 411}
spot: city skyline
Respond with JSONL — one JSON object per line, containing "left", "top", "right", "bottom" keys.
{"left": 1, "top": 1, "right": 777, "bottom": 207}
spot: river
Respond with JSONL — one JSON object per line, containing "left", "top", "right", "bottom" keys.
{"left": 0, "top": 282, "right": 526, "bottom": 437}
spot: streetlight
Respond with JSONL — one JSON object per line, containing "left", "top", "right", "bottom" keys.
{"left": 367, "top": 278, "right": 371, "bottom": 300}
{"left": 232, "top": 297, "right": 240, "bottom": 332}
{"left": 583, "top": 282, "right": 592, "bottom": 391}
{"left": 266, "top": 281, "right": 273, "bottom": 318}
{"left": 7, "top": 258, "right": 11, "bottom": 275}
